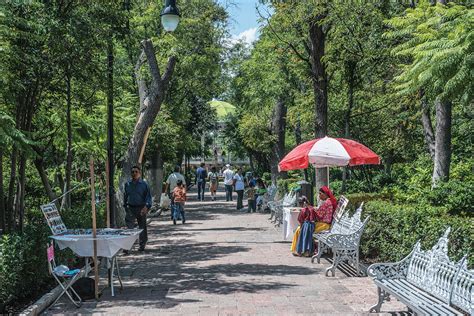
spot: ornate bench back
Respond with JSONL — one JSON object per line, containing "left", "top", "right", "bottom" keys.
{"left": 450, "top": 263, "right": 473, "bottom": 315}
{"left": 406, "top": 228, "right": 463, "bottom": 304}
{"left": 283, "top": 192, "right": 296, "bottom": 207}
{"left": 333, "top": 195, "right": 349, "bottom": 223}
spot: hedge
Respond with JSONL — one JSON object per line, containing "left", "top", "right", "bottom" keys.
{"left": 360, "top": 200, "right": 473, "bottom": 266}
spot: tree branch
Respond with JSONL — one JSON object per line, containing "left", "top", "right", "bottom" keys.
{"left": 161, "top": 56, "right": 177, "bottom": 88}
{"left": 141, "top": 39, "right": 162, "bottom": 91}
{"left": 134, "top": 50, "right": 148, "bottom": 113}
{"left": 256, "top": 7, "right": 312, "bottom": 69}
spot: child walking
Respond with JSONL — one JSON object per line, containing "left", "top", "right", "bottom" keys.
{"left": 246, "top": 183, "right": 256, "bottom": 213}
{"left": 172, "top": 180, "right": 187, "bottom": 225}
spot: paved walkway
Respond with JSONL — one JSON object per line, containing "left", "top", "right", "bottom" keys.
{"left": 46, "top": 188, "right": 406, "bottom": 315}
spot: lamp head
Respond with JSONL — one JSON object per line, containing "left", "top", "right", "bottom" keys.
{"left": 160, "top": 0, "right": 180, "bottom": 32}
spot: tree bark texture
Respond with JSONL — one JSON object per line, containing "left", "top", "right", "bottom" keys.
{"left": 269, "top": 98, "right": 288, "bottom": 185}
{"left": 116, "top": 39, "right": 176, "bottom": 225}
{"left": 309, "top": 17, "right": 329, "bottom": 190}
{"left": 432, "top": 98, "right": 452, "bottom": 185}
{"left": 420, "top": 89, "right": 436, "bottom": 159}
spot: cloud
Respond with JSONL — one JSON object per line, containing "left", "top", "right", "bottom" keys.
{"left": 230, "top": 27, "right": 259, "bottom": 46}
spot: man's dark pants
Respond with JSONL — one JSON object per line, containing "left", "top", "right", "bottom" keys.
{"left": 125, "top": 206, "right": 147, "bottom": 248}
{"left": 225, "top": 184, "right": 233, "bottom": 201}
{"left": 197, "top": 180, "right": 206, "bottom": 201}
{"left": 236, "top": 190, "right": 244, "bottom": 209}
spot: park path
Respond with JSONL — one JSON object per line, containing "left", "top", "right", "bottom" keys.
{"left": 45, "top": 188, "right": 406, "bottom": 315}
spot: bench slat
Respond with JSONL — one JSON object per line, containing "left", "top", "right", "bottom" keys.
{"left": 377, "top": 279, "right": 463, "bottom": 315}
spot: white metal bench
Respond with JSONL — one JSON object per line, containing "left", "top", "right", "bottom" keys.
{"left": 312, "top": 204, "right": 369, "bottom": 277}
{"left": 368, "top": 227, "right": 473, "bottom": 315}
{"left": 258, "top": 184, "right": 277, "bottom": 212}
{"left": 269, "top": 192, "right": 297, "bottom": 226}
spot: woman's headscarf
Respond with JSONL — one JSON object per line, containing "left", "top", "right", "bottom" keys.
{"left": 320, "top": 186, "right": 337, "bottom": 211}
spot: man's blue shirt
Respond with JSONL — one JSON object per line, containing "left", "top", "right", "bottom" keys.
{"left": 124, "top": 179, "right": 152, "bottom": 209}
{"left": 196, "top": 167, "right": 207, "bottom": 183}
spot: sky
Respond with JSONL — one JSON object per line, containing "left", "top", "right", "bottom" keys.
{"left": 218, "top": 0, "right": 268, "bottom": 45}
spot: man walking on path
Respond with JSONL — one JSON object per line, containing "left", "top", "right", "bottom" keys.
{"left": 124, "top": 166, "right": 152, "bottom": 252}
{"left": 165, "top": 165, "right": 186, "bottom": 197}
{"left": 223, "top": 164, "right": 234, "bottom": 202}
{"left": 195, "top": 162, "right": 208, "bottom": 201}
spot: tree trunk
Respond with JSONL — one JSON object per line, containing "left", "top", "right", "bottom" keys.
{"left": 269, "top": 98, "right": 288, "bottom": 185}
{"left": 34, "top": 158, "right": 59, "bottom": 204}
{"left": 147, "top": 148, "right": 164, "bottom": 206}
{"left": 0, "top": 148, "right": 5, "bottom": 232}
{"left": 107, "top": 35, "right": 116, "bottom": 227}
{"left": 116, "top": 39, "right": 176, "bottom": 226}
{"left": 16, "top": 153, "right": 27, "bottom": 231}
{"left": 420, "top": 90, "right": 435, "bottom": 159}
{"left": 63, "top": 72, "right": 72, "bottom": 210}
{"left": 432, "top": 98, "right": 452, "bottom": 185}
{"left": 342, "top": 64, "right": 356, "bottom": 193}
{"left": 309, "top": 17, "right": 329, "bottom": 190}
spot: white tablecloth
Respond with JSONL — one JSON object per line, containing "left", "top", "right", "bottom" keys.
{"left": 283, "top": 207, "right": 301, "bottom": 240}
{"left": 51, "top": 229, "right": 142, "bottom": 258}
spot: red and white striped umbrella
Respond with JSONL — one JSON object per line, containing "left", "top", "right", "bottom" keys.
{"left": 279, "top": 136, "right": 380, "bottom": 171}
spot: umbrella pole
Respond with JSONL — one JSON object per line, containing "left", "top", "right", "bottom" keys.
{"left": 327, "top": 166, "right": 330, "bottom": 188}
{"left": 89, "top": 158, "right": 99, "bottom": 300}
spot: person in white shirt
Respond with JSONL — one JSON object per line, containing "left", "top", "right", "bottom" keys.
{"left": 165, "top": 165, "right": 186, "bottom": 220}
{"left": 165, "top": 166, "right": 186, "bottom": 199}
{"left": 223, "top": 164, "right": 234, "bottom": 202}
{"left": 233, "top": 168, "right": 245, "bottom": 210}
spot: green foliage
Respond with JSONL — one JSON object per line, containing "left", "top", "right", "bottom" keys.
{"left": 386, "top": 1, "right": 473, "bottom": 104}
{"left": 361, "top": 200, "right": 473, "bottom": 266}
{"left": 0, "top": 204, "right": 105, "bottom": 313}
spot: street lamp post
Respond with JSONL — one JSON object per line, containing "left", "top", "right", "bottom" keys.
{"left": 107, "top": 0, "right": 180, "bottom": 227}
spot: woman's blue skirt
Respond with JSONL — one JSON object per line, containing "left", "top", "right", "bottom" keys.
{"left": 296, "top": 221, "right": 315, "bottom": 254}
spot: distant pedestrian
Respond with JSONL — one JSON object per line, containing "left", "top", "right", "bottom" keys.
{"left": 233, "top": 168, "right": 245, "bottom": 211}
{"left": 255, "top": 178, "right": 267, "bottom": 211}
{"left": 246, "top": 182, "right": 256, "bottom": 213}
{"left": 223, "top": 164, "right": 234, "bottom": 201}
{"left": 172, "top": 180, "right": 187, "bottom": 225}
{"left": 208, "top": 166, "right": 219, "bottom": 201}
{"left": 195, "top": 162, "right": 208, "bottom": 201}
{"left": 165, "top": 166, "right": 186, "bottom": 220}
{"left": 124, "top": 166, "right": 152, "bottom": 252}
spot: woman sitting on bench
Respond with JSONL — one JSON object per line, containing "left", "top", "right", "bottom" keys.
{"left": 291, "top": 187, "right": 337, "bottom": 257}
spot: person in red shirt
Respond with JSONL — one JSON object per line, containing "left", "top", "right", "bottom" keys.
{"left": 172, "top": 180, "right": 187, "bottom": 225}
{"left": 314, "top": 186, "right": 337, "bottom": 232}
{"left": 292, "top": 187, "right": 338, "bottom": 257}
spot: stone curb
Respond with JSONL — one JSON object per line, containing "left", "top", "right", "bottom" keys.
{"left": 20, "top": 269, "right": 87, "bottom": 316}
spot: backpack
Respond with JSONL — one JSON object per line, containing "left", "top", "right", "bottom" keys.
{"left": 210, "top": 172, "right": 217, "bottom": 184}
{"left": 72, "top": 277, "right": 96, "bottom": 300}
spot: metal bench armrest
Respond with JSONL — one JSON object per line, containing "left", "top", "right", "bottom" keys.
{"left": 367, "top": 243, "right": 418, "bottom": 280}
{"left": 367, "top": 259, "right": 411, "bottom": 280}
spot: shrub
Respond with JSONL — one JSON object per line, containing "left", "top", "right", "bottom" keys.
{"left": 0, "top": 202, "right": 105, "bottom": 313}
{"left": 360, "top": 200, "right": 472, "bottom": 267}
